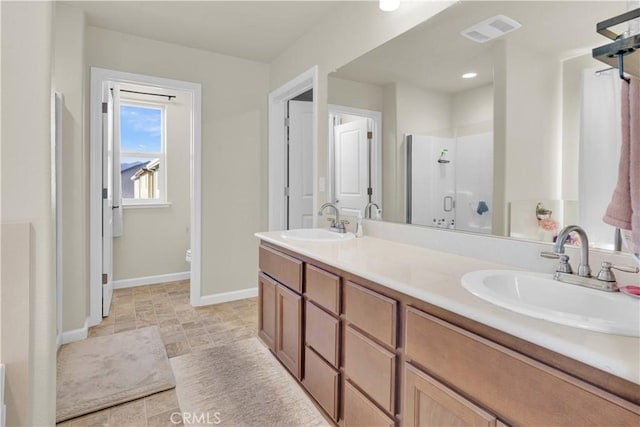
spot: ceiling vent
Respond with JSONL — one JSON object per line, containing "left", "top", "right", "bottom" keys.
{"left": 461, "top": 14, "right": 522, "bottom": 43}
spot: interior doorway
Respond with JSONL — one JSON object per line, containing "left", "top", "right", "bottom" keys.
{"left": 89, "top": 68, "right": 202, "bottom": 327}
{"left": 268, "top": 66, "right": 318, "bottom": 231}
{"left": 287, "top": 91, "right": 314, "bottom": 229}
{"left": 328, "top": 105, "right": 382, "bottom": 219}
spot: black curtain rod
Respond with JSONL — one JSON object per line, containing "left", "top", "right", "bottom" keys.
{"left": 111, "top": 87, "right": 175, "bottom": 100}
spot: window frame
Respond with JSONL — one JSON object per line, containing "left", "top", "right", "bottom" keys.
{"left": 119, "top": 100, "right": 168, "bottom": 207}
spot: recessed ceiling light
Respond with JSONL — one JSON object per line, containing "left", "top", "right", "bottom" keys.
{"left": 462, "top": 72, "right": 477, "bottom": 79}
{"left": 379, "top": 0, "right": 400, "bottom": 12}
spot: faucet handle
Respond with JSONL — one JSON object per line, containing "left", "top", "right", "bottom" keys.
{"left": 540, "top": 251, "right": 560, "bottom": 259}
{"left": 596, "top": 261, "right": 639, "bottom": 282}
{"left": 540, "top": 251, "right": 573, "bottom": 274}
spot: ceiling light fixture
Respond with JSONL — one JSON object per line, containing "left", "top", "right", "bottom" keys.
{"left": 462, "top": 72, "right": 477, "bottom": 79}
{"left": 380, "top": 0, "right": 400, "bottom": 12}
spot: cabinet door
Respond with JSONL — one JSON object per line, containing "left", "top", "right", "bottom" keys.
{"left": 403, "top": 363, "right": 497, "bottom": 427}
{"left": 258, "top": 273, "right": 277, "bottom": 351}
{"left": 276, "top": 283, "right": 303, "bottom": 379}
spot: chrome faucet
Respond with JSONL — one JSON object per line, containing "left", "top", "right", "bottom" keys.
{"left": 541, "top": 224, "right": 639, "bottom": 291}
{"left": 318, "top": 202, "right": 348, "bottom": 233}
{"left": 363, "top": 202, "right": 380, "bottom": 219}
{"left": 553, "top": 225, "right": 591, "bottom": 277}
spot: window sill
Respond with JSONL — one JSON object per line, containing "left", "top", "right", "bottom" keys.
{"left": 123, "top": 202, "right": 172, "bottom": 209}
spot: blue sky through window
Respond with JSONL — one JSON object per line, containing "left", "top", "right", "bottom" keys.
{"left": 120, "top": 104, "right": 162, "bottom": 152}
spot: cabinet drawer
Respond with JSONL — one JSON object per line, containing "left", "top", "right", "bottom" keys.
{"left": 302, "top": 346, "right": 339, "bottom": 421}
{"left": 259, "top": 245, "right": 303, "bottom": 293}
{"left": 345, "top": 325, "right": 396, "bottom": 415}
{"left": 405, "top": 306, "right": 640, "bottom": 426}
{"left": 305, "top": 301, "right": 340, "bottom": 367}
{"left": 403, "top": 363, "right": 497, "bottom": 427}
{"left": 345, "top": 281, "right": 397, "bottom": 348}
{"left": 306, "top": 264, "right": 340, "bottom": 315}
{"left": 344, "top": 380, "right": 395, "bottom": 427}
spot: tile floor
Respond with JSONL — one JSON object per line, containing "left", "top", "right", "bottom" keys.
{"left": 57, "top": 281, "right": 258, "bottom": 427}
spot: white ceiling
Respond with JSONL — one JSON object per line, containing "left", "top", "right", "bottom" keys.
{"left": 332, "top": 1, "right": 628, "bottom": 94}
{"left": 65, "top": 1, "right": 342, "bottom": 63}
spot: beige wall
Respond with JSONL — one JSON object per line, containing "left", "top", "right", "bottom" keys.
{"left": 1, "top": 1, "right": 57, "bottom": 424}
{"left": 113, "top": 90, "right": 191, "bottom": 281}
{"left": 452, "top": 84, "right": 493, "bottom": 133}
{"left": 53, "top": 3, "right": 88, "bottom": 332}
{"left": 327, "top": 77, "right": 384, "bottom": 112}
{"left": 85, "top": 27, "right": 269, "bottom": 298}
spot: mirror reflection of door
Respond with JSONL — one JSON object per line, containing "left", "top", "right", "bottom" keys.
{"left": 287, "top": 93, "right": 314, "bottom": 229}
{"left": 329, "top": 108, "right": 382, "bottom": 220}
{"left": 334, "top": 118, "right": 369, "bottom": 217}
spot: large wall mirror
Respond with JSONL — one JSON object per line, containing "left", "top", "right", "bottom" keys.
{"left": 328, "top": 1, "right": 628, "bottom": 250}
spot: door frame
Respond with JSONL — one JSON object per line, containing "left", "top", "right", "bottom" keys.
{"left": 268, "top": 66, "right": 318, "bottom": 230}
{"left": 327, "top": 104, "right": 382, "bottom": 209}
{"left": 89, "top": 67, "right": 202, "bottom": 326}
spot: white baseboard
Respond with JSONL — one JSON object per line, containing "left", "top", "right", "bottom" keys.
{"left": 61, "top": 317, "right": 89, "bottom": 344}
{"left": 193, "top": 287, "right": 258, "bottom": 307}
{"left": 112, "top": 271, "right": 190, "bottom": 289}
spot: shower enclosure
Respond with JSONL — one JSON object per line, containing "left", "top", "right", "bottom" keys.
{"left": 406, "top": 132, "right": 493, "bottom": 234}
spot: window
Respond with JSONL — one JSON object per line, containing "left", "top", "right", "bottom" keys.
{"left": 119, "top": 102, "right": 166, "bottom": 205}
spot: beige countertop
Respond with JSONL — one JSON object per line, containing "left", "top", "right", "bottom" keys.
{"left": 255, "top": 231, "right": 640, "bottom": 385}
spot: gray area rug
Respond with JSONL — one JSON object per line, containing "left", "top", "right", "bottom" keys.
{"left": 171, "top": 337, "right": 329, "bottom": 427}
{"left": 56, "top": 326, "right": 176, "bottom": 423}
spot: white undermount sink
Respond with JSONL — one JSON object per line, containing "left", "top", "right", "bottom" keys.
{"left": 280, "top": 228, "right": 355, "bottom": 242}
{"left": 461, "top": 270, "right": 640, "bottom": 337}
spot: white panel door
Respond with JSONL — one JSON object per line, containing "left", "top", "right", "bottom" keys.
{"left": 101, "top": 87, "right": 115, "bottom": 316}
{"left": 288, "top": 100, "right": 314, "bottom": 229}
{"left": 334, "top": 119, "right": 369, "bottom": 217}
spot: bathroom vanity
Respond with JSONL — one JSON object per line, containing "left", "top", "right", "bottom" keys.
{"left": 255, "top": 231, "right": 640, "bottom": 426}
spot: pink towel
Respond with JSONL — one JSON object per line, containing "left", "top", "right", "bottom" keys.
{"left": 603, "top": 77, "right": 640, "bottom": 253}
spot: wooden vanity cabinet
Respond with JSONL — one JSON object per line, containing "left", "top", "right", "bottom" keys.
{"left": 258, "top": 245, "right": 303, "bottom": 379}
{"left": 258, "top": 241, "right": 640, "bottom": 427}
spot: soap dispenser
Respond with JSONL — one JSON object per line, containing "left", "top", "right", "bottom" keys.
{"left": 355, "top": 212, "right": 364, "bottom": 237}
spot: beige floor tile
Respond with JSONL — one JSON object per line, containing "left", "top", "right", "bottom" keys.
{"left": 165, "top": 340, "right": 191, "bottom": 358}
{"left": 161, "top": 331, "right": 188, "bottom": 345}
{"left": 114, "top": 321, "right": 137, "bottom": 333}
{"left": 88, "top": 323, "right": 115, "bottom": 338}
{"left": 147, "top": 409, "right": 182, "bottom": 427}
{"left": 183, "top": 328, "right": 208, "bottom": 339}
{"left": 187, "top": 334, "right": 211, "bottom": 348}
